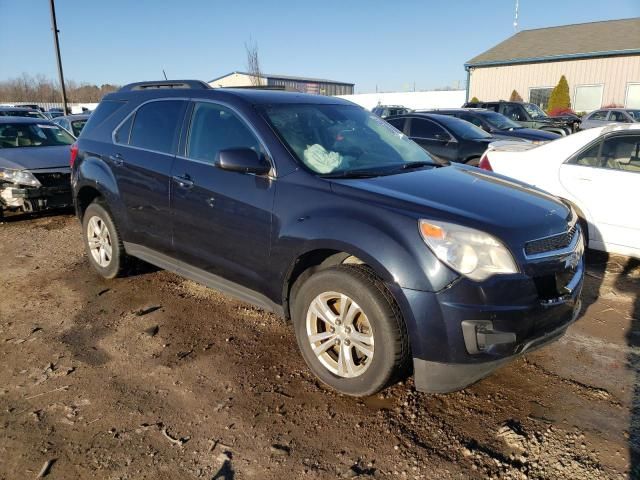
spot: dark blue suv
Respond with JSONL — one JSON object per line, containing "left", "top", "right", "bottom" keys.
{"left": 71, "top": 80, "right": 584, "bottom": 396}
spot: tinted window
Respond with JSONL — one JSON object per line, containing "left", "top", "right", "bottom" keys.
{"left": 588, "top": 110, "right": 608, "bottom": 121}
{"left": 114, "top": 115, "right": 133, "bottom": 144}
{"left": 386, "top": 117, "right": 405, "bottom": 132}
{"left": 187, "top": 102, "right": 260, "bottom": 163}
{"left": 410, "top": 118, "right": 446, "bottom": 139}
{"left": 600, "top": 135, "right": 640, "bottom": 172}
{"left": 129, "top": 100, "right": 185, "bottom": 154}
{"left": 81, "top": 100, "right": 126, "bottom": 137}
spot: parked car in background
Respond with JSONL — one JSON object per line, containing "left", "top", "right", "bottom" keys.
{"left": 372, "top": 105, "right": 411, "bottom": 118}
{"left": 47, "top": 108, "right": 65, "bottom": 119}
{"left": 386, "top": 112, "right": 523, "bottom": 165}
{"left": 0, "top": 117, "right": 74, "bottom": 216}
{"left": 479, "top": 124, "right": 640, "bottom": 259}
{"left": 420, "top": 108, "right": 560, "bottom": 143}
{"left": 53, "top": 114, "right": 90, "bottom": 137}
{"left": 580, "top": 108, "right": 640, "bottom": 130}
{"left": 72, "top": 80, "right": 584, "bottom": 396}
{"left": 0, "top": 106, "right": 48, "bottom": 120}
{"left": 463, "top": 100, "right": 579, "bottom": 135}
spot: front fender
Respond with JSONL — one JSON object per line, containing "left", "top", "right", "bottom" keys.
{"left": 272, "top": 206, "right": 458, "bottom": 294}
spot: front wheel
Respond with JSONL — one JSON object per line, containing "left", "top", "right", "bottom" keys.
{"left": 292, "top": 265, "right": 410, "bottom": 397}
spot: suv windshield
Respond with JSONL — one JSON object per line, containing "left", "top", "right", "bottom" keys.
{"left": 0, "top": 122, "right": 75, "bottom": 148}
{"left": 261, "top": 104, "right": 438, "bottom": 176}
{"left": 522, "top": 103, "right": 548, "bottom": 119}
{"left": 481, "top": 111, "right": 522, "bottom": 130}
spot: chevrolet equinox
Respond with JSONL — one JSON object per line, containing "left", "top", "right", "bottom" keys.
{"left": 71, "top": 80, "right": 584, "bottom": 396}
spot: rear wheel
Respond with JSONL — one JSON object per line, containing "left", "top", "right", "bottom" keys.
{"left": 82, "top": 201, "right": 127, "bottom": 279}
{"left": 292, "top": 265, "right": 409, "bottom": 397}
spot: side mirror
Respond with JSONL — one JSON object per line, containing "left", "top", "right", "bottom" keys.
{"left": 215, "top": 148, "right": 271, "bottom": 175}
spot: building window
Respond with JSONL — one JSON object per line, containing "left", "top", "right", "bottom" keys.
{"left": 626, "top": 83, "right": 640, "bottom": 108}
{"left": 529, "top": 87, "right": 553, "bottom": 110}
{"left": 574, "top": 84, "right": 603, "bottom": 112}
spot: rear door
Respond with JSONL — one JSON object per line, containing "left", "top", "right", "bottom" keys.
{"left": 559, "top": 133, "right": 640, "bottom": 254}
{"left": 170, "top": 101, "right": 275, "bottom": 294}
{"left": 110, "top": 99, "right": 187, "bottom": 253}
{"left": 408, "top": 117, "right": 457, "bottom": 161}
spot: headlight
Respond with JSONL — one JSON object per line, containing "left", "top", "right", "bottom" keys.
{"left": 419, "top": 220, "right": 518, "bottom": 281}
{"left": 0, "top": 168, "right": 41, "bottom": 187}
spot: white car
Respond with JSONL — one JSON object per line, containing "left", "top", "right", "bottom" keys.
{"left": 479, "top": 124, "right": 640, "bottom": 259}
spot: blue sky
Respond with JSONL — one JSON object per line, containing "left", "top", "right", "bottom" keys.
{"left": 1, "top": 0, "right": 638, "bottom": 93}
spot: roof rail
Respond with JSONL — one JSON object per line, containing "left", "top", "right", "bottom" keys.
{"left": 118, "top": 80, "right": 211, "bottom": 92}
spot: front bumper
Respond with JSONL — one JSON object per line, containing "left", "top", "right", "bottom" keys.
{"left": 0, "top": 184, "right": 72, "bottom": 213}
{"left": 403, "top": 231, "right": 585, "bottom": 393}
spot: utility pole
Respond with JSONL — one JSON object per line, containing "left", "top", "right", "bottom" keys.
{"left": 513, "top": 0, "right": 519, "bottom": 32}
{"left": 49, "top": 0, "right": 69, "bottom": 114}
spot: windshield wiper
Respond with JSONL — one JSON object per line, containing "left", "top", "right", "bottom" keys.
{"left": 320, "top": 169, "right": 387, "bottom": 179}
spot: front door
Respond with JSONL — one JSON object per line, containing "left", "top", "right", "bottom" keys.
{"left": 170, "top": 101, "right": 276, "bottom": 294}
{"left": 109, "top": 99, "right": 187, "bottom": 253}
{"left": 560, "top": 133, "right": 640, "bottom": 254}
{"left": 408, "top": 117, "right": 457, "bottom": 162}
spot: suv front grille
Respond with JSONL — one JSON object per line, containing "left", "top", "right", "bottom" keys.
{"left": 525, "top": 224, "right": 578, "bottom": 256}
{"left": 33, "top": 172, "right": 71, "bottom": 189}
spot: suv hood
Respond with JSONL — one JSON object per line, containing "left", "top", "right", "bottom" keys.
{"left": 0, "top": 145, "right": 71, "bottom": 170}
{"left": 330, "top": 164, "right": 571, "bottom": 249}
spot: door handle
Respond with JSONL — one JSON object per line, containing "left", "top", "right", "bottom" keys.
{"left": 577, "top": 177, "right": 592, "bottom": 182}
{"left": 206, "top": 197, "right": 216, "bottom": 208}
{"left": 109, "top": 153, "right": 124, "bottom": 166}
{"left": 172, "top": 175, "right": 194, "bottom": 189}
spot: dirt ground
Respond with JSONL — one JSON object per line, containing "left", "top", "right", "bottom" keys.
{"left": 1, "top": 212, "right": 639, "bottom": 480}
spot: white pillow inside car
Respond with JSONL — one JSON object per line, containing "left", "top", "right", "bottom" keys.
{"left": 304, "top": 144, "right": 342, "bottom": 173}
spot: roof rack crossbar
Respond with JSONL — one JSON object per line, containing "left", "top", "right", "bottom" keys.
{"left": 118, "top": 80, "right": 211, "bottom": 92}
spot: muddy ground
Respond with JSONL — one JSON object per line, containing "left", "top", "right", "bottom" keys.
{"left": 0, "top": 212, "right": 639, "bottom": 480}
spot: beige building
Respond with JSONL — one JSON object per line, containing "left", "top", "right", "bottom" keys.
{"left": 466, "top": 18, "right": 640, "bottom": 112}
{"left": 209, "top": 71, "right": 354, "bottom": 96}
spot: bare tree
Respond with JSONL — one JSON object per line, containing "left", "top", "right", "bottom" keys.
{"left": 0, "top": 74, "right": 119, "bottom": 103}
{"left": 244, "top": 38, "right": 263, "bottom": 86}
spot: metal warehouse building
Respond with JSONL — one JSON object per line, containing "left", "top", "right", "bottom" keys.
{"left": 209, "top": 71, "right": 354, "bottom": 96}
{"left": 465, "top": 18, "right": 640, "bottom": 112}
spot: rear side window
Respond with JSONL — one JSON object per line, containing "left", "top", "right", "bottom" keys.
{"left": 129, "top": 100, "right": 185, "bottom": 154}
{"left": 81, "top": 100, "right": 126, "bottom": 137}
{"left": 187, "top": 102, "right": 260, "bottom": 163}
{"left": 588, "top": 110, "right": 607, "bottom": 121}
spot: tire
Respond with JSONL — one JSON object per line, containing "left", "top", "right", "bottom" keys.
{"left": 82, "top": 200, "right": 127, "bottom": 279}
{"left": 292, "top": 265, "right": 410, "bottom": 397}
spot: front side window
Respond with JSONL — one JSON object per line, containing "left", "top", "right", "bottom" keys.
{"left": 0, "top": 122, "right": 74, "bottom": 148}
{"left": 503, "top": 104, "right": 527, "bottom": 122}
{"left": 627, "top": 110, "right": 640, "bottom": 120}
{"left": 261, "top": 104, "right": 436, "bottom": 175}
{"left": 600, "top": 135, "right": 640, "bottom": 172}
{"left": 410, "top": 118, "right": 447, "bottom": 139}
{"left": 609, "top": 111, "right": 630, "bottom": 123}
{"left": 129, "top": 100, "right": 185, "bottom": 154}
{"left": 187, "top": 102, "right": 260, "bottom": 163}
